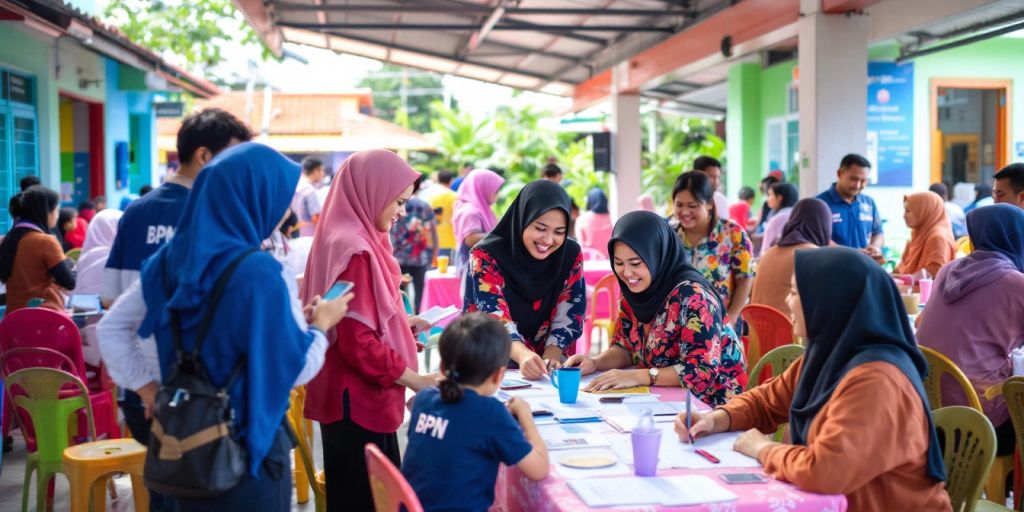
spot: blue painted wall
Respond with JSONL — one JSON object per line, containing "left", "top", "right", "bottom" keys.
{"left": 104, "top": 58, "right": 156, "bottom": 206}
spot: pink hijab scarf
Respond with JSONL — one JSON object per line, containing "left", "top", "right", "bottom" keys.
{"left": 452, "top": 169, "right": 504, "bottom": 244}
{"left": 300, "top": 150, "right": 420, "bottom": 369}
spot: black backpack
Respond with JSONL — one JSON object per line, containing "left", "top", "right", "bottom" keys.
{"left": 144, "top": 249, "right": 256, "bottom": 498}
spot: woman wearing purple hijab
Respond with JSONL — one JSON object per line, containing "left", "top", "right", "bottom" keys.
{"left": 917, "top": 204, "right": 1024, "bottom": 457}
{"left": 452, "top": 169, "right": 504, "bottom": 275}
{"left": 750, "top": 198, "right": 832, "bottom": 319}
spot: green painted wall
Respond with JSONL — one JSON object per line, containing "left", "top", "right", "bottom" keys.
{"left": 725, "top": 60, "right": 796, "bottom": 201}
{"left": 0, "top": 25, "right": 106, "bottom": 197}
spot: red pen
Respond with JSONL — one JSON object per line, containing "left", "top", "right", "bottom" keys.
{"left": 695, "top": 449, "right": 720, "bottom": 464}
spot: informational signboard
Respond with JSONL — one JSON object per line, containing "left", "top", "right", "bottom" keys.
{"left": 154, "top": 101, "right": 185, "bottom": 118}
{"left": 867, "top": 62, "right": 914, "bottom": 187}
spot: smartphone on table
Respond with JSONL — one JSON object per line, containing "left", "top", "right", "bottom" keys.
{"left": 720, "top": 473, "right": 768, "bottom": 485}
{"left": 323, "top": 281, "right": 354, "bottom": 301}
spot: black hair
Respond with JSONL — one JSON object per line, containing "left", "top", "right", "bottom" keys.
{"left": 412, "top": 174, "right": 426, "bottom": 194}
{"left": 176, "top": 108, "right": 253, "bottom": 165}
{"left": 760, "top": 175, "right": 780, "bottom": 187}
{"left": 437, "top": 312, "right": 512, "bottom": 403}
{"left": 839, "top": 153, "right": 872, "bottom": 170}
{"left": 280, "top": 210, "right": 299, "bottom": 237}
{"left": 301, "top": 157, "right": 323, "bottom": 175}
{"left": 738, "top": 186, "right": 755, "bottom": 201}
{"left": 58, "top": 207, "right": 77, "bottom": 233}
{"left": 1, "top": 186, "right": 61, "bottom": 282}
{"left": 542, "top": 163, "right": 562, "bottom": 178}
{"left": 139, "top": 185, "right": 153, "bottom": 196}
{"left": 437, "top": 169, "right": 454, "bottom": 185}
{"left": 770, "top": 182, "right": 799, "bottom": 209}
{"left": 975, "top": 182, "right": 993, "bottom": 202}
{"left": 78, "top": 200, "right": 95, "bottom": 211}
{"left": 928, "top": 182, "right": 949, "bottom": 201}
{"left": 693, "top": 156, "right": 722, "bottom": 172}
{"left": 19, "top": 176, "right": 41, "bottom": 191}
{"left": 672, "top": 171, "right": 715, "bottom": 208}
{"left": 994, "top": 163, "right": 1024, "bottom": 195}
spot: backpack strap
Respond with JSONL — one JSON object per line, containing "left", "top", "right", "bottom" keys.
{"left": 161, "top": 248, "right": 258, "bottom": 386}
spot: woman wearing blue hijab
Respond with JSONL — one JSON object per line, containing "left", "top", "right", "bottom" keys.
{"left": 680, "top": 247, "right": 950, "bottom": 511}
{"left": 98, "top": 143, "right": 350, "bottom": 510}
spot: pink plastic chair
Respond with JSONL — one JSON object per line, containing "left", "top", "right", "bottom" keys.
{"left": 580, "top": 248, "right": 605, "bottom": 262}
{"left": 0, "top": 308, "right": 119, "bottom": 449}
{"left": 365, "top": 443, "right": 424, "bottom": 512}
{"left": 580, "top": 273, "right": 621, "bottom": 356}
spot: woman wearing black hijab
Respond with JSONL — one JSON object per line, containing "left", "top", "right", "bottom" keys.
{"left": 0, "top": 186, "right": 76, "bottom": 314}
{"left": 680, "top": 247, "right": 950, "bottom": 510}
{"left": 565, "top": 211, "right": 746, "bottom": 406}
{"left": 463, "top": 181, "right": 585, "bottom": 380}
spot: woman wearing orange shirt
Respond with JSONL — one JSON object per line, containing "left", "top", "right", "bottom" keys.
{"left": 679, "top": 247, "right": 950, "bottom": 511}
{"left": 0, "top": 186, "right": 76, "bottom": 314}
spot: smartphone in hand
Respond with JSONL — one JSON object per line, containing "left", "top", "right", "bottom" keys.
{"left": 323, "top": 281, "right": 354, "bottom": 300}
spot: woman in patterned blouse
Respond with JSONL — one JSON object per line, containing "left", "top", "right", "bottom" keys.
{"left": 670, "top": 171, "right": 754, "bottom": 325}
{"left": 463, "top": 181, "right": 586, "bottom": 380}
{"left": 565, "top": 211, "right": 746, "bottom": 406}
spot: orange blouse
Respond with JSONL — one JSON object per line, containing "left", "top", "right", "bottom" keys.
{"left": 721, "top": 358, "right": 952, "bottom": 512}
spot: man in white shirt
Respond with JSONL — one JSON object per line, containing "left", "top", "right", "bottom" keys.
{"left": 292, "top": 157, "right": 325, "bottom": 237}
{"left": 694, "top": 156, "right": 730, "bottom": 219}
{"left": 929, "top": 182, "right": 967, "bottom": 238}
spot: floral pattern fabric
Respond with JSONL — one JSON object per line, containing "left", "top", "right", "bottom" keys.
{"left": 389, "top": 197, "right": 436, "bottom": 267}
{"left": 463, "top": 247, "right": 586, "bottom": 356}
{"left": 611, "top": 280, "right": 746, "bottom": 406}
{"left": 672, "top": 217, "right": 754, "bottom": 309}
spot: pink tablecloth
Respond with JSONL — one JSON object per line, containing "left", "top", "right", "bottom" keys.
{"left": 421, "top": 261, "right": 614, "bottom": 313}
{"left": 491, "top": 386, "right": 847, "bottom": 512}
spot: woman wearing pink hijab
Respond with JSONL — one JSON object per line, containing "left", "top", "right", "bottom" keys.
{"left": 301, "top": 150, "right": 437, "bottom": 512}
{"left": 452, "top": 169, "right": 504, "bottom": 274}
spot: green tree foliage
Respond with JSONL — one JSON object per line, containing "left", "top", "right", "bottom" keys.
{"left": 418, "top": 103, "right": 719, "bottom": 217}
{"left": 641, "top": 115, "right": 725, "bottom": 210}
{"left": 103, "top": 0, "right": 267, "bottom": 69}
{"left": 357, "top": 65, "right": 453, "bottom": 133}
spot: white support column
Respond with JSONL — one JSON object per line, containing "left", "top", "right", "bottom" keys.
{"left": 609, "top": 64, "right": 642, "bottom": 219}
{"left": 797, "top": 0, "right": 869, "bottom": 199}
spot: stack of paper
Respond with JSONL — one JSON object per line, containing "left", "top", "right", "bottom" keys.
{"left": 545, "top": 433, "right": 612, "bottom": 450}
{"left": 568, "top": 475, "right": 737, "bottom": 507}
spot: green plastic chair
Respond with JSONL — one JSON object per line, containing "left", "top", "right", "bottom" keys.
{"left": 747, "top": 344, "right": 805, "bottom": 390}
{"left": 5, "top": 367, "right": 95, "bottom": 512}
{"left": 933, "top": 406, "right": 996, "bottom": 512}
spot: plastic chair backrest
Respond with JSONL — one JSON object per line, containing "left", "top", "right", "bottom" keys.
{"left": 747, "top": 344, "right": 805, "bottom": 390}
{"left": 365, "top": 443, "right": 424, "bottom": 512}
{"left": 934, "top": 405, "right": 996, "bottom": 512}
{"left": 919, "top": 346, "right": 984, "bottom": 411}
{"left": 580, "top": 248, "right": 605, "bottom": 262}
{"left": 65, "top": 248, "right": 82, "bottom": 262}
{"left": 740, "top": 304, "right": 794, "bottom": 369}
{"left": 0, "top": 308, "right": 87, "bottom": 380}
{"left": 5, "top": 367, "right": 95, "bottom": 466}
{"left": 0, "top": 346, "right": 78, "bottom": 378}
{"left": 589, "top": 273, "right": 620, "bottom": 324}
{"left": 999, "top": 377, "right": 1024, "bottom": 462}
{"left": 288, "top": 387, "right": 324, "bottom": 512}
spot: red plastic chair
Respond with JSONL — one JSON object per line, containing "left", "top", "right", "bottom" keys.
{"left": 0, "top": 308, "right": 119, "bottom": 449}
{"left": 580, "top": 273, "right": 620, "bottom": 356}
{"left": 365, "top": 443, "right": 424, "bottom": 512}
{"left": 739, "top": 304, "right": 795, "bottom": 375}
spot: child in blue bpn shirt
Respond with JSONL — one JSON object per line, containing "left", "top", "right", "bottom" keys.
{"left": 402, "top": 313, "right": 549, "bottom": 511}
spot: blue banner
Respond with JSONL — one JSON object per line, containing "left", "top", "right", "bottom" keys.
{"left": 867, "top": 62, "right": 914, "bottom": 187}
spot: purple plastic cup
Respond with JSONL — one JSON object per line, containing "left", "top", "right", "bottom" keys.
{"left": 631, "top": 428, "right": 662, "bottom": 477}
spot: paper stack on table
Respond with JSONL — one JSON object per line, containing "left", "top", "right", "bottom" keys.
{"left": 568, "top": 475, "right": 737, "bottom": 507}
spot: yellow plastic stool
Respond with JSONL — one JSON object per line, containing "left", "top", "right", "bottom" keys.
{"left": 62, "top": 438, "right": 149, "bottom": 512}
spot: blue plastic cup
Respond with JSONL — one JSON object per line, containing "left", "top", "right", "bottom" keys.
{"left": 550, "top": 367, "right": 581, "bottom": 404}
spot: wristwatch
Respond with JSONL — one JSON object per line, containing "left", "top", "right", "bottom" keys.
{"left": 648, "top": 367, "right": 659, "bottom": 386}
